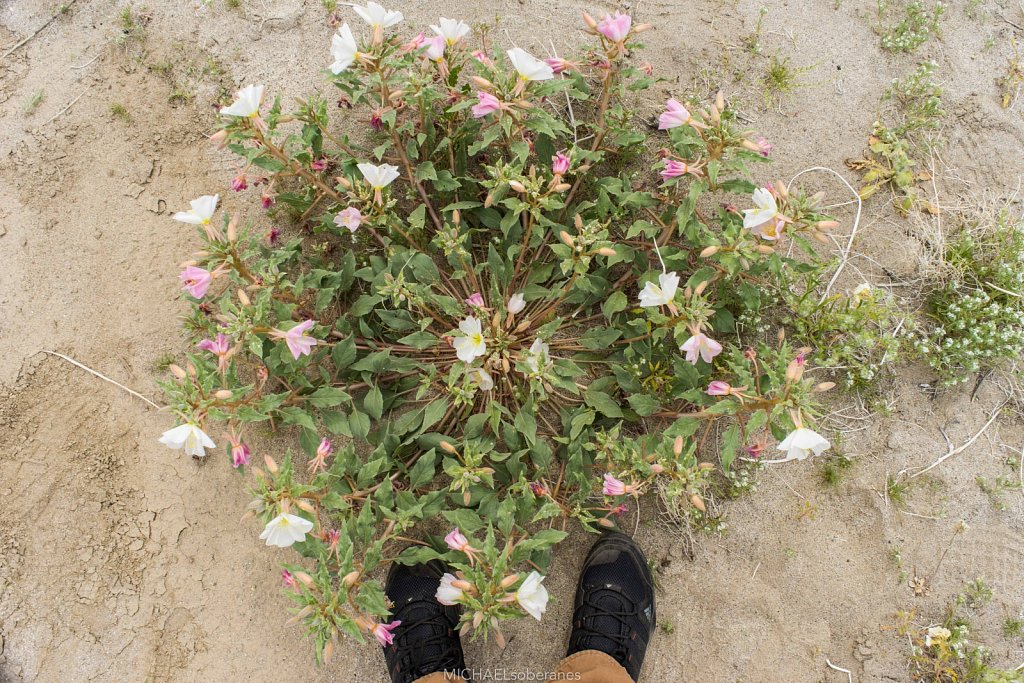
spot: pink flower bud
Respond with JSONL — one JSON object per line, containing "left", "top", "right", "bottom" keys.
{"left": 706, "top": 380, "right": 731, "bottom": 396}
{"left": 544, "top": 57, "right": 571, "bottom": 74}
{"left": 472, "top": 91, "right": 502, "bottom": 118}
{"left": 465, "top": 292, "right": 485, "bottom": 308}
{"left": 281, "top": 570, "right": 296, "bottom": 588}
{"left": 551, "top": 152, "right": 570, "bottom": 176}
{"left": 230, "top": 173, "right": 247, "bottom": 192}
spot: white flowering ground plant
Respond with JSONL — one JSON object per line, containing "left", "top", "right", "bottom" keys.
{"left": 160, "top": 6, "right": 843, "bottom": 659}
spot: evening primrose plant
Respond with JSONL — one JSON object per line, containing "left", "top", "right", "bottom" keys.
{"left": 159, "top": 5, "right": 844, "bottom": 658}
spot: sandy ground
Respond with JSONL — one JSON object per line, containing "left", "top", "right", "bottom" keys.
{"left": 2, "top": 0, "right": 1024, "bottom": 681}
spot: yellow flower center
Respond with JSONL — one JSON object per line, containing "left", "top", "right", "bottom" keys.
{"left": 470, "top": 333, "right": 483, "bottom": 345}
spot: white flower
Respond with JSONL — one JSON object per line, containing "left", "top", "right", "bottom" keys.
{"left": 925, "top": 626, "right": 951, "bottom": 647}
{"left": 776, "top": 427, "right": 831, "bottom": 461}
{"left": 159, "top": 423, "right": 216, "bottom": 458}
{"left": 516, "top": 571, "right": 549, "bottom": 621}
{"left": 743, "top": 187, "right": 779, "bottom": 230}
{"left": 436, "top": 572, "right": 464, "bottom": 605}
{"left": 353, "top": 1, "right": 403, "bottom": 29}
{"left": 507, "top": 47, "right": 554, "bottom": 81}
{"left": 851, "top": 283, "right": 872, "bottom": 307}
{"left": 220, "top": 85, "right": 264, "bottom": 117}
{"left": 259, "top": 513, "right": 315, "bottom": 548}
{"left": 506, "top": 292, "right": 526, "bottom": 315}
{"left": 525, "top": 338, "right": 550, "bottom": 373}
{"left": 331, "top": 23, "right": 359, "bottom": 74}
{"left": 172, "top": 194, "right": 219, "bottom": 225}
{"left": 473, "top": 368, "right": 494, "bottom": 391}
{"left": 453, "top": 315, "right": 487, "bottom": 363}
{"left": 638, "top": 271, "right": 679, "bottom": 308}
{"left": 357, "top": 162, "right": 401, "bottom": 189}
{"left": 431, "top": 17, "right": 470, "bottom": 45}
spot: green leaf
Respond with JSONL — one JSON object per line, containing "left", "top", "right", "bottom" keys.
{"left": 584, "top": 388, "right": 624, "bottom": 418}
{"left": 397, "top": 330, "right": 438, "bottom": 349}
{"left": 277, "top": 406, "right": 317, "bottom": 431}
{"left": 720, "top": 423, "right": 741, "bottom": 472}
{"left": 626, "top": 394, "right": 660, "bottom": 417}
{"left": 414, "top": 161, "right": 437, "bottom": 182}
{"left": 305, "top": 386, "right": 351, "bottom": 408}
{"left": 602, "top": 291, "right": 628, "bottom": 318}
{"left": 363, "top": 385, "right": 384, "bottom": 420}
{"left": 349, "top": 410, "right": 371, "bottom": 440}
{"left": 408, "top": 450, "right": 437, "bottom": 488}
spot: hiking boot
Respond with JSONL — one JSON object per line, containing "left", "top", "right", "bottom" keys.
{"left": 567, "top": 532, "right": 656, "bottom": 681}
{"left": 382, "top": 560, "right": 466, "bottom": 683}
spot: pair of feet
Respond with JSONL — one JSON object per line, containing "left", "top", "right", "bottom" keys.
{"left": 382, "top": 531, "right": 656, "bottom": 682}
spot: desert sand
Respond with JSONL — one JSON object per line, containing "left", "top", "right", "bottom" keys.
{"left": 1, "top": 0, "right": 1023, "bottom": 681}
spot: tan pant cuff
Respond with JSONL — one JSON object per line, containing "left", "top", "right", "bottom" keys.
{"left": 554, "top": 650, "right": 634, "bottom": 682}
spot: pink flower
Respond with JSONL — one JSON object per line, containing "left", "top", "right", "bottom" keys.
{"left": 282, "top": 570, "right": 296, "bottom": 588}
{"left": 680, "top": 333, "right": 723, "bottom": 365}
{"left": 198, "top": 333, "right": 231, "bottom": 356}
{"left": 404, "top": 32, "right": 426, "bottom": 51}
{"left": 198, "top": 333, "right": 232, "bottom": 371}
{"left": 465, "top": 292, "right": 485, "bottom": 308}
{"left": 597, "top": 11, "right": 632, "bottom": 42}
{"left": 334, "top": 207, "right": 362, "bottom": 233}
{"left": 423, "top": 34, "right": 445, "bottom": 61}
{"left": 231, "top": 173, "right": 248, "bottom": 192}
{"left": 603, "top": 473, "right": 635, "bottom": 496}
{"left": 316, "top": 438, "right": 333, "bottom": 460}
{"left": 261, "top": 190, "right": 276, "bottom": 209}
{"left": 472, "top": 50, "right": 493, "bottom": 66}
{"left": 754, "top": 136, "right": 773, "bottom": 157}
{"left": 529, "top": 481, "right": 549, "bottom": 496}
{"left": 551, "top": 152, "right": 570, "bottom": 176}
{"left": 267, "top": 227, "right": 281, "bottom": 245}
{"left": 658, "top": 98, "right": 703, "bottom": 130}
{"left": 544, "top": 57, "right": 571, "bottom": 74}
{"left": 270, "top": 320, "right": 318, "bottom": 360}
{"left": 472, "top": 91, "right": 501, "bottom": 118}
{"left": 230, "top": 439, "right": 251, "bottom": 468}
{"left": 706, "top": 380, "right": 731, "bottom": 396}
{"left": 180, "top": 266, "right": 212, "bottom": 299}
{"left": 444, "top": 528, "right": 475, "bottom": 553}
{"left": 660, "top": 159, "right": 701, "bottom": 180}
{"left": 370, "top": 111, "right": 383, "bottom": 131}
{"left": 311, "top": 158, "right": 329, "bottom": 171}
{"left": 612, "top": 503, "right": 628, "bottom": 516}
{"left": 372, "top": 620, "right": 402, "bottom": 647}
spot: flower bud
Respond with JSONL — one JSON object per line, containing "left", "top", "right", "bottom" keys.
{"left": 650, "top": 463, "right": 665, "bottom": 474}
{"left": 209, "top": 129, "right": 229, "bottom": 149}
{"left": 452, "top": 579, "right": 474, "bottom": 591}
{"left": 323, "top": 640, "right": 334, "bottom": 664}
{"left": 715, "top": 91, "right": 725, "bottom": 112}
{"left": 342, "top": 571, "right": 360, "bottom": 587}
{"left": 214, "top": 389, "right": 233, "bottom": 400}
{"left": 554, "top": 182, "right": 571, "bottom": 192}
{"left": 509, "top": 180, "right": 526, "bottom": 193}
{"left": 227, "top": 215, "right": 239, "bottom": 242}
{"left": 484, "top": 193, "right": 494, "bottom": 208}
{"left": 755, "top": 244, "right": 775, "bottom": 255}
{"left": 187, "top": 363, "right": 197, "bottom": 378}
{"left": 698, "top": 462, "right": 715, "bottom": 470}
{"left": 452, "top": 209, "right": 461, "bottom": 226}
{"left": 470, "top": 76, "right": 493, "bottom": 89}
{"left": 264, "top": 454, "right": 279, "bottom": 474}
{"left": 699, "top": 245, "right": 719, "bottom": 257}
{"left": 689, "top": 493, "right": 706, "bottom": 512}
{"left": 582, "top": 11, "right": 598, "bottom": 31}
{"left": 597, "top": 247, "right": 616, "bottom": 256}
{"left": 238, "top": 289, "right": 251, "bottom": 306}
{"left": 500, "top": 574, "right": 520, "bottom": 589}
{"left": 440, "top": 441, "right": 457, "bottom": 454}
{"left": 169, "top": 364, "right": 187, "bottom": 380}
{"left": 673, "top": 436, "right": 684, "bottom": 456}
{"left": 335, "top": 176, "right": 352, "bottom": 190}
{"left": 296, "top": 499, "right": 316, "bottom": 514}
{"left": 816, "top": 220, "right": 839, "bottom": 231}
{"left": 574, "top": 214, "right": 584, "bottom": 229}
{"left": 634, "top": 22, "right": 653, "bottom": 32}
{"left": 775, "top": 179, "right": 789, "bottom": 200}
{"left": 597, "top": 517, "right": 615, "bottom": 528}
{"left": 694, "top": 280, "right": 708, "bottom": 296}
{"left": 811, "top": 230, "right": 829, "bottom": 244}
{"left": 559, "top": 231, "right": 574, "bottom": 247}
{"left": 814, "top": 382, "right": 836, "bottom": 393}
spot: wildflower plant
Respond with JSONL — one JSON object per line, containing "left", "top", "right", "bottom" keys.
{"left": 160, "top": 5, "right": 843, "bottom": 659}
{"left": 915, "top": 209, "right": 1024, "bottom": 385}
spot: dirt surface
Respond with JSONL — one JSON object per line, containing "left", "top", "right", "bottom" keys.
{"left": 2, "top": 0, "right": 1024, "bottom": 681}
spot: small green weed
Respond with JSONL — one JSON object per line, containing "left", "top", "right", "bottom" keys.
{"left": 878, "top": 0, "right": 946, "bottom": 53}
{"left": 23, "top": 90, "right": 45, "bottom": 116}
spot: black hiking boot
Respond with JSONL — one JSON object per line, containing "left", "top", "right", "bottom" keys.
{"left": 382, "top": 560, "right": 466, "bottom": 683}
{"left": 567, "top": 532, "right": 656, "bottom": 681}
